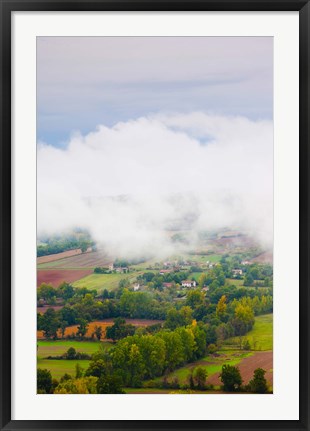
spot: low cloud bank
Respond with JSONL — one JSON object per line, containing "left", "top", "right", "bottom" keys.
{"left": 37, "top": 112, "right": 273, "bottom": 258}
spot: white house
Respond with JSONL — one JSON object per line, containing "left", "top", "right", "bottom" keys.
{"left": 133, "top": 283, "right": 140, "bottom": 291}
{"left": 232, "top": 269, "right": 243, "bottom": 277}
{"left": 181, "top": 280, "right": 197, "bottom": 288}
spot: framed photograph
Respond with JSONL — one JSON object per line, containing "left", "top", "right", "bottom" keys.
{"left": 1, "top": 0, "right": 309, "bottom": 430}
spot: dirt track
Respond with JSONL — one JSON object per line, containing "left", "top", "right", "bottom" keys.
{"left": 207, "top": 351, "right": 273, "bottom": 386}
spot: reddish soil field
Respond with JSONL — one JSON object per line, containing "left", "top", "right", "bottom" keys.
{"left": 37, "top": 318, "right": 163, "bottom": 339}
{"left": 37, "top": 269, "right": 93, "bottom": 287}
{"left": 207, "top": 351, "right": 273, "bottom": 386}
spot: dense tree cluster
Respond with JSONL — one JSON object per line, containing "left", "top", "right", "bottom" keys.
{"left": 85, "top": 321, "right": 207, "bottom": 389}
{"left": 37, "top": 232, "right": 93, "bottom": 257}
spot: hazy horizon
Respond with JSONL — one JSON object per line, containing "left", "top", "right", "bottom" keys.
{"left": 37, "top": 37, "right": 273, "bottom": 258}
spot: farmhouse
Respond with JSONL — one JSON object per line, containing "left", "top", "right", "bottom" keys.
{"left": 163, "top": 282, "right": 173, "bottom": 288}
{"left": 181, "top": 280, "right": 197, "bottom": 288}
{"left": 232, "top": 269, "right": 243, "bottom": 276}
{"left": 116, "top": 267, "right": 129, "bottom": 274}
{"left": 159, "top": 269, "right": 172, "bottom": 275}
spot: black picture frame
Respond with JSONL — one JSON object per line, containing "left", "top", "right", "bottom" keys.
{"left": 1, "top": 1, "right": 309, "bottom": 430}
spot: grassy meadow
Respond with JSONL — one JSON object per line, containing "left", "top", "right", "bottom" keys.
{"left": 223, "top": 314, "right": 273, "bottom": 351}
{"left": 72, "top": 272, "right": 142, "bottom": 291}
{"left": 37, "top": 340, "right": 105, "bottom": 358}
{"left": 37, "top": 359, "right": 91, "bottom": 380}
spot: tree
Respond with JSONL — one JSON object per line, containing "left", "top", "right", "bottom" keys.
{"left": 60, "top": 373, "right": 72, "bottom": 383}
{"left": 54, "top": 376, "right": 98, "bottom": 394}
{"left": 127, "top": 344, "right": 145, "bottom": 387}
{"left": 58, "top": 282, "right": 74, "bottom": 300}
{"left": 193, "top": 367, "right": 207, "bottom": 390}
{"left": 188, "top": 372, "right": 195, "bottom": 390}
{"left": 243, "top": 339, "right": 251, "bottom": 350}
{"left": 37, "top": 283, "right": 57, "bottom": 303}
{"left": 186, "top": 289, "right": 205, "bottom": 309}
{"left": 97, "top": 373, "right": 125, "bottom": 394}
{"left": 244, "top": 273, "right": 254, "bottom": 286}
{"left": 80, "top": 242, "right": 88, "bottom": 253}
{"left": 77, "top": 319, "right": 88, "bottom": 338}
{"left": 216, "top": 295, "right": 227, "bottom": 319}
{"left": 37, "top": 368, "right": 52, "bottom": 394}
{"left": 93, "top": 325, "right": 103, "bottom": 341}
{"left": 106, "top": 318, "right": 135, "bottom": 342}
{"left": 165, "top": 307, "right": 193, "bottom": 330}
{"left": 198, "top": 273, "right": 207, "bottom": 288}
{"left": 75, "top": 363, "right": 84, "bottom": 379}
{"left": 85, "top": 357, "right": 106, "bottom": 377}
{"left": 66, "top": 347, "right": 77, "bottom": 359}
{"left": 40, "top": 308, "right": 60, "bottom": 339}
{"left": 60, "top": 320, "right": 68, "bottom": 338}
{"left": 232, "top": 303, "right": 255, "bottom": 335}
{"left": 220, "top": 365, "right": 242, "bottom": 391}
{"left": 248, "top": 368, "right": 268, "bottom": 393}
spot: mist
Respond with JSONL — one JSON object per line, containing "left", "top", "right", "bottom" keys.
{"left": 37, "top": 112, "right": 273, "bottom": 258}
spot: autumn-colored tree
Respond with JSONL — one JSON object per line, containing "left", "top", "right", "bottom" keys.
{"left": 54, "top": 376, "right": 98, "bottom": 394}
{"left": 232, "top": 303, "right": 255, "bottom": 335}
{"left": 216, "top": 295, "right": 227, "bottom": 318}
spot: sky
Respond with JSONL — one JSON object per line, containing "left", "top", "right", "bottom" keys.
{"left": 37, "top": 37, "right": 273, "bottom": 256}
{"left": 37, "top": 37, "right": 273, "bottom": 147}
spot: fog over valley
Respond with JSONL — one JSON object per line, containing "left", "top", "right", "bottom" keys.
{"left": 37, "top": 112, "right": 273, "bottom": 258}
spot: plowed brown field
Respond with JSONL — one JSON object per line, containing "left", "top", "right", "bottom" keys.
{"left": 37, "top": 269, "right": 93, "bottom": 287}
{"left": 207, "top": 351, "right": 273, "bottom": 386}
{"left": 37, "top": 250, "right": 112, "bottom": 269}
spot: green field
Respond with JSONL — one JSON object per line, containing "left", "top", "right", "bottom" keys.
{"left": 37, "top": 340, "right": 105, "bottom": 359}
{"left": 72, "top": 272, "right": 141, "bottom": 291}
{"left": 223, "top": 314, "right": 273, "bottom": 351}
{"left": 37, "top": 359, "right": 91, "bottom": 380}
{"left": 146, "top": 350, "right": 253, "bottom": 386}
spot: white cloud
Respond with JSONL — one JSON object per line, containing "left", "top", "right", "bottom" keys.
{"left": 37, "top": 113, "right": 273, "bottom": 257}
